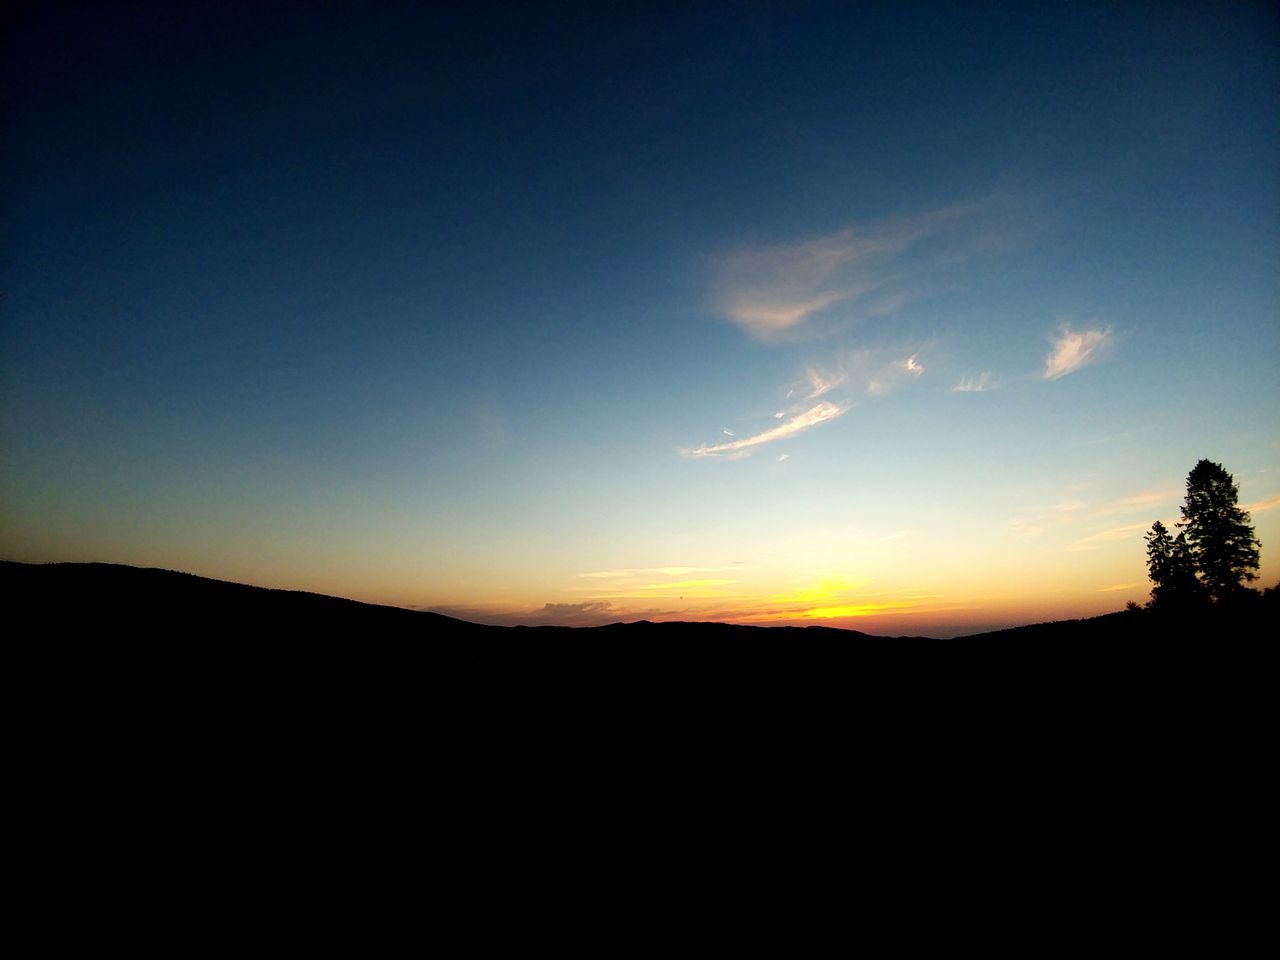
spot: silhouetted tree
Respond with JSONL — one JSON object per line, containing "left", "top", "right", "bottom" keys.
{"left": 1179, "top": 459, "right": 1261, "bottom": 602}
{"left": 1145, "top": 520, "right": 1204, "bottom": 610}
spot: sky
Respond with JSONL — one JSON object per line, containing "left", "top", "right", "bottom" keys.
{"left": 3, "top": 2, "right": 1278, "bottom": 636}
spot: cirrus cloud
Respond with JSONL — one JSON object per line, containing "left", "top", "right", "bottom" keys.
{"left": 954, "top": 372, "right": 995, "bottom": 392}
{"left": 712, "top": 206, "right": 973, "bottom": 340}
{"left": 682, "top": 402, "right": 846, "bottom": 458}
{"left": 1044, "top": 325, "right": 1113, "bottom": 380}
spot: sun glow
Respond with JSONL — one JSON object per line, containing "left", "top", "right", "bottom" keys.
{"left": 769, "top": 578, "right": 870, "bottom": 604}
{"left": 741, "top": 601, "right": 916, "bottom": 621}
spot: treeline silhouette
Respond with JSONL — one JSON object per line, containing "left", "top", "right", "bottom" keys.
{"left": 1138, "top": 459, "right": 1271, "bottom": 622}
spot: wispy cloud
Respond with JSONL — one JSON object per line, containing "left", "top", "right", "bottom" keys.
{"left": 1097, "top": 582, "right": 1142, "bottom": 593}
{"left": 712, "top": 208, "right": 971, "bottom": 340}
{"left": 953, "top": 372, "right": 995, "bottom": 392}
{"left": 804, "top": 367, "right": 847, "bottom": 399}
{"left": 683, "top": 402, "right": 845, "bottom": 458}
{"left": 578, "top": 566, "right": 733, "bottom": 579}
{"left": 1009, "top": 487, "right": 1171, "bottom": 542}
{"left": 1244, "top": 493, "right": 1280, "bottom": 514}
{"left": 719, "top": 290, "right": 852, "bottom": 338}
{"left": 1067, "top": 522, "right": 1150, "bottom": 551}
{"left": 875, "top": 530, "right": 915, "bottom": 544}
{"left": 1044, "top": 324, "right": 1113, "bottom": 380}
{"left": 796, "top": 344, "right": 929, "bottom": 406}
{"left": 1118, "top": 490, "right": 1174, "bottom": 508}
{"left": 1007, "top": 502, "right": 1083, "bottom": 537}
{"left": 569, "top": 566, "right": 746, "bottom": 602}
{"left": 714, "top": 232, "right": 896, "bottom": 339}
{"left": 1008, "top": 517, "right": 1045, "bottom": 539}
{"left": 721, "top": 427, "right": 735, "bottom": 437}
{"left": 629, "top": 578, "right": 739, "bottom": 594}
{"left": 1093, "top": 489, "right": 1177, "bottom": 515}
{"left": 1053, "top": 501, "right": 1088, "bottom": 521}
{"left": 1008, "top": 502, "right": 1083, "bottom": 539}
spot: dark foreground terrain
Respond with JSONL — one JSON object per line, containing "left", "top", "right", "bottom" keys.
{"left": 7, "top": 560, "right": 1273, "bottom": 677}
{"left": 7, "top": 560, "right": 1270, "bottom": 797}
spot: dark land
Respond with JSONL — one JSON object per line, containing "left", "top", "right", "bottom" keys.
{"left": 7, "top": 560, "right": 1274, "bottom": 672}
{"left": 8, "top": 560, "right": 1269, "bottom": 796}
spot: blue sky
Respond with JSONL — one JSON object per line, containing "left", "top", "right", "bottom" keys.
{"left": 3, "top": 3, "right": 1277, "bottom": 634}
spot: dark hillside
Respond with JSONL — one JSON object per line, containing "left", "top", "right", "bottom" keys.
{"left": 6, "top": 561, "right": 1272, "bottom": 700}
{"left": 9, "top": 560, "right": 1273, "bottom": 795}
{"left": 2, "top": 560, "right": 481, "bottom": 637}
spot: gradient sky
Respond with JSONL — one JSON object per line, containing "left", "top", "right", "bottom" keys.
{"left": 3, "top": 3, "right": 1278, "bottom": 636}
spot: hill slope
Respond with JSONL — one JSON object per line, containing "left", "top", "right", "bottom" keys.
{"left": 6, "top": 561, "right": 1273, "bottom": 690}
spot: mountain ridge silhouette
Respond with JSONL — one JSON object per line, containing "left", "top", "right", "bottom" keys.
{"left": 9, "top": 559, "right": 1273, "bottom": 641}
{"left": 12, "top": 559, "right": 1272, "bottom": 762}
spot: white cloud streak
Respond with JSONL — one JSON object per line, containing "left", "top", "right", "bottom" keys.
{"left": 683, "top": 402, "right": 845, "bottom": 458}
{"left": 953, "top": 372, "right": 995, "bottom": 392}
{"left": 1044, "top": 325, "right": 1113, "bottom": 380}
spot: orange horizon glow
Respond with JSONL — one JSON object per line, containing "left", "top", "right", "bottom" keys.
{"left": 7, "top": 468, "right": 1277, "bottom": 640}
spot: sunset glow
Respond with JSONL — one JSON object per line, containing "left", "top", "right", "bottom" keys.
{"left": 3, "top": 6, "right": 1277, "bottom": 637}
